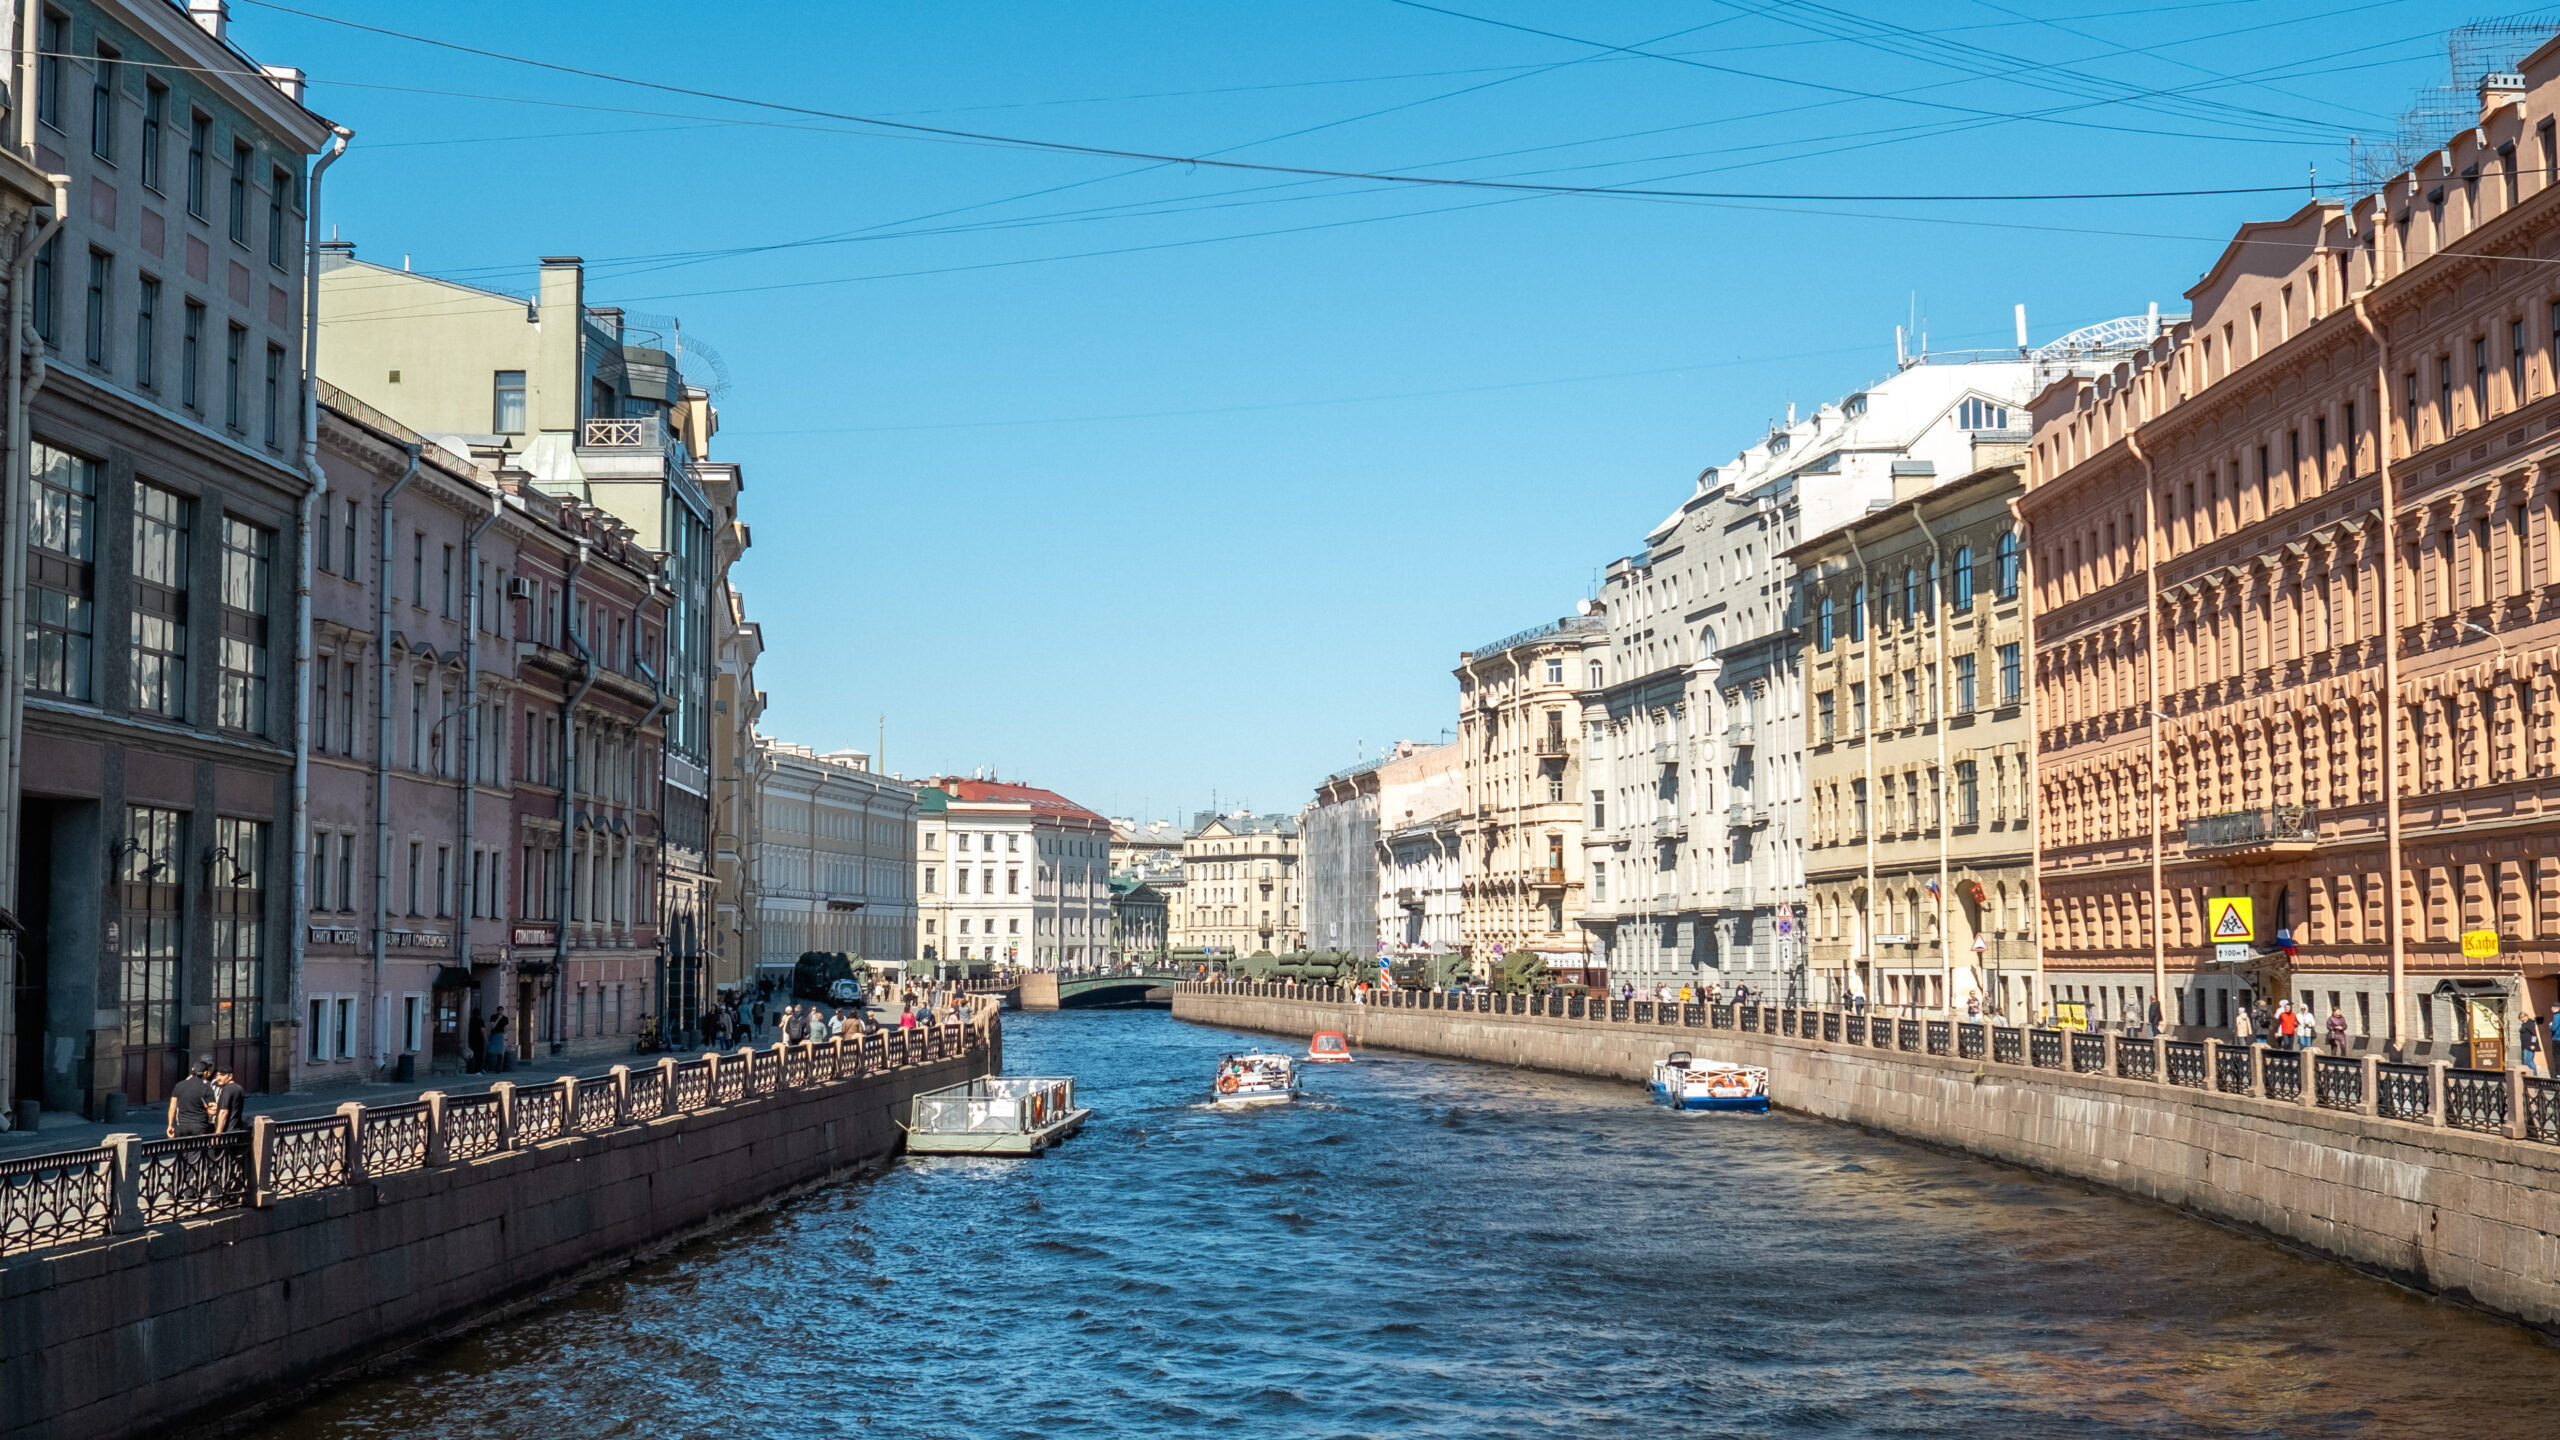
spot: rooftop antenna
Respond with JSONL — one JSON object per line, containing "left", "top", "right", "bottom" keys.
{"left": 1895, "top": 324, "right": 1907, "bottom": 368}
{"left": 877, "top": 715, "right": 884, "bottom": 774}
{"left": 2146, "top": 301, "right": 2160, "bottom": 341}
{"left": 2014, "top": 303, "right": 2029, "bottom": 358}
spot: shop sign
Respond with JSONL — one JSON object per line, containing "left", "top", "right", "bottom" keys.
{"left": 2461, "top": 929, "right": 2501, "bottom": 960}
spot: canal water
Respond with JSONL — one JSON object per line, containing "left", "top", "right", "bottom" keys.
{"left": 254, "top": 1009, "right": 2557, "bottom": 1439}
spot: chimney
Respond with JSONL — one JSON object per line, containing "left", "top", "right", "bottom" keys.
{"left": 262, "top": 65, "right": 305, "bottom": 103}
{"left": 2481, "top": 72, "right": 2526, "bottom": 120}
{"left": 188, "top": 0, "right": 227, "bottom": 40}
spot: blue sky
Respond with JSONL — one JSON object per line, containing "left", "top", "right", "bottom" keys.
{"left": 252, "top": 0, "right": 2475, "bottom": 820}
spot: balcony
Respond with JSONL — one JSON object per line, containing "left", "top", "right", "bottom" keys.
{"left": 1532, "top": 866, "right": 1568, "bottom": 889}
{"left": 1396, "top": 887, "right": 1422, "bottom": 911}
{"left": 1725, "top": 721, "right": 1753, "bottom": 749}
{"left": 1534, "top": 736, "right": 1569, "bottom": 758}
{"left": 2183, "top": 806, "right": 2318, "bottom": 862}
{"left": 1653, "top": 741, "right": 1676, "bottom": 767}
{"left": 1651, "top": 816, "right": 1686, "bottom": 841}
{"left": 579, "top": 415, "right": 664, "bottom": 449}
{"left": 1724, "top": 885, "right": 1754, "bottom": 910}
{"left": 1726, "top": 802, "right": 1753, "bottom": 830}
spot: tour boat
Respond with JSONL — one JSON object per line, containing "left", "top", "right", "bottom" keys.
{"left": 1305, "top": 1031, "right": 1354, "bottom": 1063}
{"left": 1213, "top": 1052, "right": 1299, "bottom": 1106}
{"left": 1649, "top": 1050, "right": 1770, "bottom": 1112}
{"left": 904, "top": 1076, "right": 1090, "bottom": 1156}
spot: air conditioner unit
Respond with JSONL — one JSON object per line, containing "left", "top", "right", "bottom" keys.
{"left": 506, "top": 577, "right": 537, "bottom": 600}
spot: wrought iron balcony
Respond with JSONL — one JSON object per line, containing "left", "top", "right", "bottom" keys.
{"left": 1534, "top": 736, "right": 1568, "bottom": 758}
{"left": 1531, "top": 866, "right": 1568, "bottom": 889}
{"left": 2183, "top": 806, "right": 2318, "bottom": 861}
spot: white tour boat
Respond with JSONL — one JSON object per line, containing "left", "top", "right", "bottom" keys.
{"left": 1650, "top": 1050, "right": 1770, "bottom": 1113}
{"left": 1212, "top": 1052, "right": 1299, "bottom": 1106}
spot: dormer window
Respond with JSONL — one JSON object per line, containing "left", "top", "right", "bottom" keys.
{"left": 1957, "top": 397, "right": 2009, "bottom": 430}
{"left": 1768, "top": 433, "right": 1791, "bottom": 455}
{"left": 1844, "top": 393, "right": 1868, "bottom": 418}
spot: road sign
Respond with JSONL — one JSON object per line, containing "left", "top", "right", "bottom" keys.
{"left": 2462, "top": 929, "right": 2502, "bottom": 959}
{"left": 2208, "top": 896, "right": 2254, "bottom": 942}
{"left": 1972, "top": 934, "right": 1987, "bottom": 953}
{"left": 2216, "top": 943, "right": 2253, "bottom": 965}
{"left": 1776, "top": 917, "right": 1793, "bottom": 935}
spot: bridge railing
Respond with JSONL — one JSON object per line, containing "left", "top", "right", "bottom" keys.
{"left": 0, "top": 1001, "right": 1000, "bottom": 1260}
{"left": 1172, "top": 981, "right": 2545, "bottom": 1151}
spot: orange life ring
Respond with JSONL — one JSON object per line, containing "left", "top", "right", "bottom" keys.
{"left": 1030, "top": 1093, "right": 1045, "bottom": 1124}
{"left": 1217, "top": 1074, "right": 1240, "bottom": 1094}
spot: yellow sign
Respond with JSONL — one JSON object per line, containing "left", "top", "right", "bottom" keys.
{"left": 2208, "top": 896, "right": 2254, "bottom": 942}
{"left": 2054, "top": 1002, "right": 2088, "bottom": 1031}
{"left": 2462, "top": 929, "right": 2502, "bottom": 960}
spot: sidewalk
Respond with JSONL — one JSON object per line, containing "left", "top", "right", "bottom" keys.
{"left": 0, "top": 1033, "right": 775, "bottom": 1158}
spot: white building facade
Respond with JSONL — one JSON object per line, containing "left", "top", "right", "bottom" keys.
{"left": 754, "top": 743, "right": 917, "bottom": 977}
{"left": 917, "top": 777, "right": 1113, "bottom": 972}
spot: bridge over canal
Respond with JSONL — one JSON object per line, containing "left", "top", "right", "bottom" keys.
{"left": 1015, "top": 968, "right": 1191, "bottom": 1010}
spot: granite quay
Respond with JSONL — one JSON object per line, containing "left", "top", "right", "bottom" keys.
{"left": 0, "top": 1004, "right": 999, "bottom": 1440}
{"left": 1174, "top": 980, "right": 2560, "bottom": 1329}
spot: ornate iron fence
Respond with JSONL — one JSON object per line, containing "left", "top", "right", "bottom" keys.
{"left": 514, "top": 1082, "right": 566, "bottom": 1142}
{"left": 2070, "top": 1032, "right": 2107, "bottom": 1073}
{"left": 2029, "top": 1029, "right": 2063, "bottom": 1069}
{"left": 1712, "top": 1004, "right": 1734, "bottom": 1029}
{"left": 2215, "top": 1046, "right": 2253, "bottom": 1095}
{"left": 2116, "top": 1039, "right": 2156, "bottom": 1083}
{"left": 574, "top": 1080, "right": 621, "bottom": 1134}
{"left": 444, "top": 1093, "right": 505, "bottom": 1159}
{"left": 361, "top": 1102, "right": 433, "bottom": 1175}
{"left": 1824, "top": 1012, "right": 1842, "bottom": 1043}
{"left": 2163, "top": 1041, "right": 2207, "bottom": 1089}
{"left": 1877, "top": 1018, "right": 1900, "bottom": 1051}
{"left": 1926, "top": 1021, "right": 1951, "bottom": 1057}
{"left": 266, "top": 1116, "right": 350, "bottom": 1198}
{"left": 2373, "top": 1062, "right": 2428, "bottom": 1122}
{"left": 1992, "top": 1026, "right": 2022, "bottom": 1065}
{"left": 2443, "top": 1068, "right": 2508, "bottom": 1133}
{"left": 0, "top": 1146, "right": 115, "bottom": 1251}
{"left": 2312, "top": 1055, "right": 2366, "bottom": 1111}
{"left": 2263, "top": 1050, "right": 2303, "bottom": 1101}
{"left": 2526, "top": 1076, "right": 2560, "bottom": 1142}
{"left": 628, "top": 1068, "right": 667, "bottom": 1120}
{"left": 132, "top": 1133, "right": 250, "bottom": 1221}
{"left": 1957, "top": 1023, "right": 1985, "bottom": 1060}
{"left": 1740, "top": 1005, "right": 1760, "bottom": 1033}
{"left": 1846, "top": 1015, "right": 1867, "bottom": 1046}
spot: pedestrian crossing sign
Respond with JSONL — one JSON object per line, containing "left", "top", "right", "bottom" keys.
{"left": 2208, "top": 896, "right": 2254, "bottom": 942}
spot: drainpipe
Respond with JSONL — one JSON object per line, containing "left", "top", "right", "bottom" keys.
{"left": 551, "top": 540, "right": 595, "bottom": 1055}
{"left": 453, "top": 485, "right": 500, "bottom": 986}
{"left": 371, "top": 443, "right": 420, "bottom": 1077}
{"left": 2127, "top": 430, "right": 2167, "bottom": 1034}
{"left": 631, "top": 589, "right": 669, "bottom": 1033}
{"left": 1847, "top": 531, "right": 1877, "bottom": 1009}
{"left": 289, "top": 127, "right": 349, "bottom": 1085}
{"left": 2007, "top": 496, "right": 2041, "bottom": 1023}
{"left": 2351, "top": 291, "right": 2407, "bottom": 1058}
{"left": 1910, "top": 501, "right": 1952, "bottom": 1015}
{"left": 0, "top": 173, "right": 63, "bottom": 1122}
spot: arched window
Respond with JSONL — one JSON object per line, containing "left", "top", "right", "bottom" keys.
{"left": 1997, "top": 530, "right": 2021, "bottom": 598}
{"left": 1850, "top": 584, "right": 1867, "bottom": 641}
{"left": 1903, "top": 566, "right": 1920, "bottom": 621}
{"left": 1952, "top": 545, "right": 1976, "bottom": 610}
{"left": 1817, "top": 595, "right": 1836, "bottom": 650}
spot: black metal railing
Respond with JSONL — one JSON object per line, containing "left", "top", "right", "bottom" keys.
{"left": 2164, "top": 1040, "right": 2207, "bottom": 1089}
{"left": 2070, "top": 1032, "right": 2107, "bottom": 1074}
{"left": 2312, "top": 1054, "right": 2362, "bottom": 1111}
{"left": 2116, "top": 1038, "right": 2156, "bottom": 1083}
{"left": 1926, "top": 1021, "right": 1951, "bottom": 1057}
{"left": 2373, "top": 1062, "right": 2429, "bottom": 1122}
{"left": 1824, "top": 1012, "right": 1842, "bottom": 1043}
{"left": 0, "top": 1145, "right": 115, "bottom": 1250}
{"left": 2527, "top": 1076, "right": 2560, "bottom": 1142}
{"left": 2264, "top": 1050, "right": 2304, "bottom": 1102}
{"left": 1845, "top": 1015, "right": 1867, "bottom": 1045}
{"left": 361, "top": 1101, "right": 433, "bottom": 1175}
{"left": 132, "top": 1134, "right": 251, "bottom": 1221}
{"left": 2183, "top": 804, "right": 2318, "bottom": 850}
{"left": 1992, "top": 1026, "right": 2022, "bottom": 1065}
{"left": 2215, "top": 1045, "right": 2253, "bottom": 1095}
{"left": 2030, "top": 1029, "right": 2063, "bottom": 1069}
{"left": 2443, "top": 1068, "right": 2508, "bottom": 1133}
{"left": 1958, "top": 1023, "right": 1986, "bottom": 1060}
{"left": 1741, "top": 1005, "right": 1761, "bottom": 1033}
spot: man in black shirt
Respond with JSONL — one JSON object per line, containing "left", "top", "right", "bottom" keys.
{"left": 209, "top": 1066, "right": 246, "bottom": 1134}
{"left": 167, "top": 1058, "right": 216, "bottom": 1138}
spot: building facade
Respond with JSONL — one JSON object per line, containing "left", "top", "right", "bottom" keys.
{"left": 5, "top": 0, "right": 327, "bottom": 1117}
{"left": 1181, "top": 812, "right": 1301, "bottom": 957}
{"left": 1792, "top": 461, "right": 2039, "bottom": 1017}
{"left": 754, "top": 742, "right": 915, "bottom": 978}
{"left": 1456, "top": 617, "right": 1604, "bottom": 982}
{"left": 916, "top": 777, "right": 1111, "bottom": 973}
{"left": 2026, "top": 51, "right": 2560, "bottom": 1056}
{"left": 1108, "top": 875, "right": 1169, "bottom": 961}
{"left": 1304, "top": 760, "right": 1383, "bottom": 958}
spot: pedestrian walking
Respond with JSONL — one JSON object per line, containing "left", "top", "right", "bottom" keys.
{"left": 2524, "top": 1010, "right": 2546, "bottom": 1076}
{"left": 2325, "top": 1003, "right": 2349, "bottom": 1056}
{"left": 2276, "top": 1000, "right": 2300, "bottom": 1052}
{"left": 466, "top": 1011, "right": 487, "bottom": 1074}
{"left": 167, "top": 1059, "right": 216, "bottom": 1139}
{"left": 2233, "top": 1003, "right": 2254, "bottom": 1046}
{"left": 2147, "top": 995, "right": 2163, "bottom": 1038}
{"left": 486, "top": 1012, "right": 512, "bottom": 1072}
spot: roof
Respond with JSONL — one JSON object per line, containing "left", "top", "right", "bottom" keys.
{"left": 1189, "top": 811, "right": 1300, "bottom": 840}
{"left": 926, "top": 778, "right": 1110, "bottom": 828}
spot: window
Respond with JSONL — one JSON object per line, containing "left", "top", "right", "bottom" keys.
{"left": 210, "top": 817, "right": 267, "bottom": 1065}
{"left": 1952, "top": 545, "right": 1974, "bottom": 609}
{"left": 1998, "top": 642, "right": 2022, "bottom": 704}
{"left": 228, "top": 140, "right": 251, "bottom": 244}
{"left": 407, "top": 841, "right": 421, "bottom": 914}
{"left": 134, "top": 275, "right": 157, "bottom": 389}
{"left": 31, "top": 234, "right": 56, "bottom": 346}
{"left": 1849, "top": 583, "right": 1866, "bottom": 641}
{"left": 181, "top": 300, "right": 203, "bottom": 409}
{"left": 436, "top": 846, "right": 451, "bottom": 917}
{"left": 1545, "top": 658, "right": 1562, "bottom": 684}
{"left": 1996, "top": 531, "right": 2020, "bottom": 598}
{"left": 217, "top": 517, "right": 272, "bottom": 732}
{"left": 340, "top": 498, "right": 357, "bottom": 581}
{"left": 493, "top": 370, "right": 526, "bottom": 434}
{"left": 2514, "top": 319, "right": 2529, "bottom": 405}
{"left": 1817, "top": 691, "right": 1835, "bottom": 743}
{"left": 1851, "top": 779, "right": 1868, "bottom": 835}
{"left": 141, "top": 81, "right": 164, "bottom": 190}
{"left": 90, "top": 44, "right": 115, "bottom": 160}
{"left": 224, "top": 323, "right": 245, "bottom": 429}
{"left": 411, "top": 532, "right": 425, "bottom": 606}
{"left": 35, "top": 11, "right": 62, "bottom": 130}
{"left": 186, "top": 112, "right": 208, "bottom": 217}
{"left": 1851, "top": 681, "right": 1867, "bottom": 734}
{"left": 1817, "top": 595, "right": 1834, "bottom": 650}
{"left": 1955, "top": 760, "right": 1978, "bottom": 827}
{"left": 441, "top": 545, "right": 455, "bottom": 617}
{"left": 1956, "top": 653, "right": 1976, "bottom": 713}
{"left": 82, "top": 249, "right": 107, "bottom": 367}
{"left": 130, "top": 483, "right": 191, "bottom": 718}
{"left": 268, "top": 166, "right": 287, "bottom": 268}
{"left": 263, "top": 344, "right": 283, "bottom": 446}
{"left": 2439, "top": 354, "right": 2454, "bottom": 436}
{"left": 1590, "top": 790, "right": 1606, "bottom": 830}
{"left": 25, "top": 445, "right": 96, "bottom": 701}
{"left": 1957, "top": 397, "right": 2009, "bottom": 430}
{"left": 121, "top": 805, "right": 184, "bottom": 1069}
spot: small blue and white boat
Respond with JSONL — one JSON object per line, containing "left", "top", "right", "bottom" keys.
{"left": 1650, "top": 1050, "right": 1770, "bottom": 1112}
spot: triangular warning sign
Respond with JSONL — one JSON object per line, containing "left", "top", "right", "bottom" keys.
{"left": 2212, "top": 903, "right": 2250, "bottom": 938}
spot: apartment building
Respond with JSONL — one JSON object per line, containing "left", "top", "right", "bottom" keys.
{"left": 706, "top": 468, "right": 762, "bottom": 1000}
{"left": 1457, "top": 616, "right": 1603, "bottom": 982}
{"left": 1791, "top": 460, "right": 2040, "bottom": 1017}
{"left": 2026, "top": 52, "right": 2560, "bottom": 1057}
{"left": 1109, "top": 875, "right": 1170, "bottom": 961}
{"left": 755, "top": 742, "right": 916, "bottom": 977}
{"left": 1373, "top": 741, "right": 1463, "bottom": 960}
{"left": 917, "top": 777, "right": 1111, "bottom": 972}
{"left": 1182, "top": 812, "right": 1302, "bottom": 957}
{"left": 315, "top": 250, "right": 728, "bottom": 1026}
{"left": 4, "top": 0, "right": 328, "bottom": 1117}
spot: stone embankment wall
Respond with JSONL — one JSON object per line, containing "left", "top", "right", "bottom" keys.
{"left": 0, "top": 1025, "right": 997, "bottom": 1440}
{"left": 1175, "top": 987, "right": 2560, "bottom": 1330}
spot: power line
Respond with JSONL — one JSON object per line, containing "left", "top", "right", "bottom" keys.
{"left": 234, "top": 0, "right": 2320, "bottom": 204}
